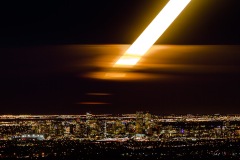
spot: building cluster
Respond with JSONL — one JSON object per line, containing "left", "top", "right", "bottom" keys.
{"left": 1, "top": 112, "right": 240, "bottom": 141}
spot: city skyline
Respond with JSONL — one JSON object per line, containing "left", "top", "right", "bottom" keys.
{"left": 2, "top": 112, "right": 240, "bottom": 159}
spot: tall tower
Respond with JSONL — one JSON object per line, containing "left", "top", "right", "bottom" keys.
{"left": 136, "top": 111, "right": 144, "bottom": 134}
{"left": 104, "top": 121, "right": 107, "bottom": 138}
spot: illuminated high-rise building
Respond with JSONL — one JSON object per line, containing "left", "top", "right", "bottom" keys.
{"left": 136, "top": 111, "right": 144, "bottom": 134}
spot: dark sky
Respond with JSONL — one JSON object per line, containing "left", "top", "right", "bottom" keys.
{"left": 0, "top": 0, "right": 240, "bottom": 115}
{"left": 0, "top": 0, "right": 240, "bottom": 45}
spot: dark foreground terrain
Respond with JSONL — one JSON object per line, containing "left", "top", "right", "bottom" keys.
{"left": 1, "top": 139, "right": 240, "bottom": 159}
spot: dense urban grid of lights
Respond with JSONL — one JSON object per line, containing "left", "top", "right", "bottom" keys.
{"left": 115, "top": 0, "right": 191, "bottom": 67}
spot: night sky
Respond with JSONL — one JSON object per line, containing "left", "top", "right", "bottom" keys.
{"left": 0, "top": 0, "right": 240, "bottom": 115}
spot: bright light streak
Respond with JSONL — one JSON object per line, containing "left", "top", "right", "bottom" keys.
{"left": 86, "top": 93, "right": 111, "bottom": 96}
{"left": 115, "top": 0, "right": 191, "bottom": 67}
{"left": 77, "top": 102, "right": 110, "bottom": 105}
{"left": 115, "top": 55, "right": 141, "bottom": 66}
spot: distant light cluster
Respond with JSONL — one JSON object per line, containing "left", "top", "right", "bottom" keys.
{"left": 1, "top": 113, "right": 240, "bottom": 159}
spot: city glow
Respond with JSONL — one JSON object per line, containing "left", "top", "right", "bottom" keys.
{"left": 105, "top": 72, "right": 126, "bottom": 78}
{"left": 115, "top": 0, "right": 191, "bottom": 67}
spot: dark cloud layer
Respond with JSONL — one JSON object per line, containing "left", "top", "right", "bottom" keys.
{"left": 0, "top": 45, "right": 240, "bottom": 115}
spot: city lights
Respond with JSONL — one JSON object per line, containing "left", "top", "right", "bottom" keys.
{"left": 115, "top": 0, "right": 191, "bottom": 67}
{"left": 1, "top": 113, "right": 240, "bottom": 158}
